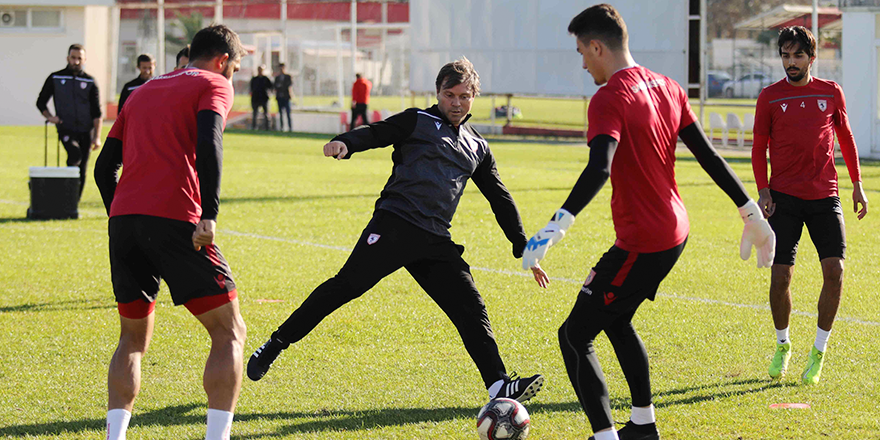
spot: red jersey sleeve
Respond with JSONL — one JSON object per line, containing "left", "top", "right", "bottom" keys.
{"left": 107, "top": 109, "right": 125, "bottom": 141}
{"left": 198, "top": 75, "right": 234, "bottom": 123}
{"left": 832, "top": 83, "right": 862, "bottom": 183}
{"left": 678, "top": 85, "right": 697, "bottom": 128}
{"left": 586, "top": 90, "right": 623, "bottom": 143}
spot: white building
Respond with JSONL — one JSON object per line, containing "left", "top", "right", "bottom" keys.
{"left": 0, "top": 0, "right": 114, "bottom": 125}
{"left": 840, "top": 1, "right": 880, "bottom": 158}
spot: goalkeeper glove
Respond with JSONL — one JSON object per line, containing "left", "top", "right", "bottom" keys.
{"left": 522, "top": 209, "right": 575, "bottom": 270}
{"left": 739, "top": 199, "right": 776, "bottom": 268}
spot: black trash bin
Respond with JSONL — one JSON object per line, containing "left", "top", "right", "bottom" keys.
{"left": 27, "top": 166, "right": 80, "bottom": 220}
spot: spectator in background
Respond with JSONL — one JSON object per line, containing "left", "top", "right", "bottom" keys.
{"left": 175, "top": 45, "right": 190, "bottom": 71}
{"left": 274, "top": 63, "right": 294, "bottom": 132}
{"left": 118, "top": 54, "right": 155, "bottom": 112}
{"left": 36, "top": 43, "right": 102, "bottom": 200}
{"left": 250, "top": 65, "right": 273, "bottom": 130}
{"left": 350, "top": 73, "right": 372, "bottom": 130}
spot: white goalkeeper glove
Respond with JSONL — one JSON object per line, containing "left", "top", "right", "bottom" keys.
{"left": 739, "top": 199, "right": 776, "bottom": 268}
{"left": 522, "top": 209, "right": 575, "bottom": 270}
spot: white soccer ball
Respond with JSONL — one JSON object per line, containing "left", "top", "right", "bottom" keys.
{"left": 476, "top": 397, "right": 531, "bottom": 440}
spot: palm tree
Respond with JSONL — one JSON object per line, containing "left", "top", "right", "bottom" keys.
{"left": 166, "top": 11, "right": 203, "bottom": 50}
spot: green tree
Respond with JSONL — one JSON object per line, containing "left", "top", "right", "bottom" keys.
{"left": 166, "top": 11, "right": 203, "bottom": 49}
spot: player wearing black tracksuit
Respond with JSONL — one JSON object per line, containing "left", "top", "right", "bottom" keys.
{"left": 248, "top": 103, "right": 543, "bottom": 400}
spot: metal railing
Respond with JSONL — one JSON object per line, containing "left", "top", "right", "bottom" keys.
{"left": 839, "top": 0, "right": 880, "bottom": 7}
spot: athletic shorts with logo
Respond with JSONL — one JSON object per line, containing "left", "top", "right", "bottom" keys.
{"left": 576, "top": 240, "right": 687, "bottom": 326}
{"left": 768, "top": 189, "right": 845, "bottom": 266}
{"left": 109, "top": 214, "right": 237, "bottom": 318}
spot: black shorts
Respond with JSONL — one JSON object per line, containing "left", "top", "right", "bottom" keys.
{"left": 109, "top": 215, "right": 237, "bottom": 318}
{"left": 767, "top": 190, "right": 845, "bottom": 266}
{"left": 575, "top": 239, "right": 686, "bottom": 326}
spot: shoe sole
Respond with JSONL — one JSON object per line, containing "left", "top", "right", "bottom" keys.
{"left": 514, "top": 376, "right": 544, "bottom": 402}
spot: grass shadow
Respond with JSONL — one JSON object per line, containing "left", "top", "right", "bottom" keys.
{"left": 0, "top": 298, "right": 115, "bottom": 314}
{"left": 0, "top": 377, "right": 787, "bottom": 438}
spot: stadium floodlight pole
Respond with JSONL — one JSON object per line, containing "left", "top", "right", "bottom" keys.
{"left": 158, "top": 0, "right": 165, "bottom": 73}
{"left": 812, "top": 0, "right": 819, "bottom": 77}
{"left": 699, "top": 0, "right": 706, "bottom": 123}
{"left": 336, "top": 26, "right": 344, "bottom": 108}
{"left": 350, "top": 0, "right": 357, "bottom": 82}
{"left": 281, "top": 0, "right": 288, "bottom": 64}
{"left": 215, "top": 0, "right": 222, "bottom": 23}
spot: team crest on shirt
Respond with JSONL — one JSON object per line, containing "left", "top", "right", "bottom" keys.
{"left": 60, "top": 79, "right": 66, "bottom": 85}
{"left": 367, "top": 233, "right": 381, "bottom": 245}
{"left": 817, "top": 100, "right": 827, "bottom": 112}
{"left": 80, "top": 82, "right": 87, "bottom": 89}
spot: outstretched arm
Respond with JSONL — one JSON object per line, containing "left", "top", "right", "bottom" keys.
{"left": 330, "top": 109, "right": 418, "bottom": 159}
{"left": 679, "top": 121, "right": 775, "bottom": 267}
{"left": 679, "top": 122, "right": 750, "bottom": 207}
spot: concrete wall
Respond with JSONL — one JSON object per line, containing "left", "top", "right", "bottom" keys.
{"left": 0, "top": 3, "right": 111, "bottom": 126}
{"left": 841, "top": 11, "right": 876, "bottom": 158}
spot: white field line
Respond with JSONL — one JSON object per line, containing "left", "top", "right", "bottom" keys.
{"left": 220, "top": 229, "right": 880, "bottom": 327}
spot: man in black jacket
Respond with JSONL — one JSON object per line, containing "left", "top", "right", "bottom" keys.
{"left": 118, "top": 53, "right": 155, "bottom": 112}
{"left": 249, "top": 65, "right": 272, "bottom": 130}
{"left": 36, "top": 44, "right": 103, "bottom": 199}
{"left": 248, "top": 57, "right": 544, "bottom": 403}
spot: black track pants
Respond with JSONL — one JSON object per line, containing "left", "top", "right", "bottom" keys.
{"left": 274, "top": 210, "right": 508, "bottom": 387}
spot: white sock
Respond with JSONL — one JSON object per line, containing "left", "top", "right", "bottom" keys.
{"left": 592, "top": 429, "right": 620, "bottom": 440}
{"left": 106, "top": 409, "right": 131, "bottom": 440}
{"left": 814, "top": 327, "right": 831, "bottom": 353}
{"left": 631, "top": 405, "right": 655, "bottom": 425}
{"left": 205, "top": 409, "right": 233, "bottom": 440}
{"left": 776, "top": 327, "right": 790, "bottom": 345}
{"left": 487, "top": 379, "right": 504, "bottom": 399}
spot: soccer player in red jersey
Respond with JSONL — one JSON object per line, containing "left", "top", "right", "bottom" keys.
{"left": 522, "top": 5, "right": 775, "bottom": 440}
{"left": 94, "top": 25, "right": 247, "bottom": 440}
{"left": 752, "top": 26, "right": 868, "bottom": 385}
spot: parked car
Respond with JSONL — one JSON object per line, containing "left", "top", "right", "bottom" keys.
{"left": 722, "top": 72, "right": 776, "bottom": 98}
{"left": 707, "top": 71, "right": 731, "bottom": 98}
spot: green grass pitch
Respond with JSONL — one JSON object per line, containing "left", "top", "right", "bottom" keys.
{"left": 1, "top": 125, "right": 878, "bottom": 439}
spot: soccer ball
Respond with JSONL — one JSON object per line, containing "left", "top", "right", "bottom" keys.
{"left": 476, "top": 398, "right": 530, "bottom": 440}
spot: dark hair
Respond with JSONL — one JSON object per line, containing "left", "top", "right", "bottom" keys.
{"left": 777, "top": 26, "right": 815, "bottom": 58}
{"left": 435, "top": 56, "right": 481, "bottom": 96}
{"left": 136, "top": 53, "right": 154, "bottom": 65}
{"left": 278, "top": 62, "right": 285, "bottom": 68}
{"left": 355, "top": 73, "right": 362, "bottom": 79}
{"left": 189, "top": 25, "right": 245, "bottom": 62}
{"left": 68, "top": 44, "right": 84, "bottom": 55}
{"left": 567, "top": 4, "right": 628, "bottom": 51}
{"left": 176, "top": 45, "right": 190, "bottom": 65}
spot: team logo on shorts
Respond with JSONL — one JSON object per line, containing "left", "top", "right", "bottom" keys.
{"left": 215, "top": 274, "right": 226, "bottom": 289}
{"left": 817, "top": 100, "right": 827, "bottom": 112}
{"left": 367, "top": 233, "right": 381, "bottom": 245}
{"left": 604, "top": 291, "right": 617, "bottom": 306}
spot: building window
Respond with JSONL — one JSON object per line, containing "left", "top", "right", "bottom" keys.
{"left": 32, "top": 10, "right": 61, "bottom": 28}
{"left": 0, "top": 8, "right": 63, "bottom": 31}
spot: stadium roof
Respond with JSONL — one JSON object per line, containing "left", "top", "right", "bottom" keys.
{"left": 117, "top": 0, "right": 409, "bottom": 21}
{"left": 734, "top": 4, "right": 841, "bottom": 31}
